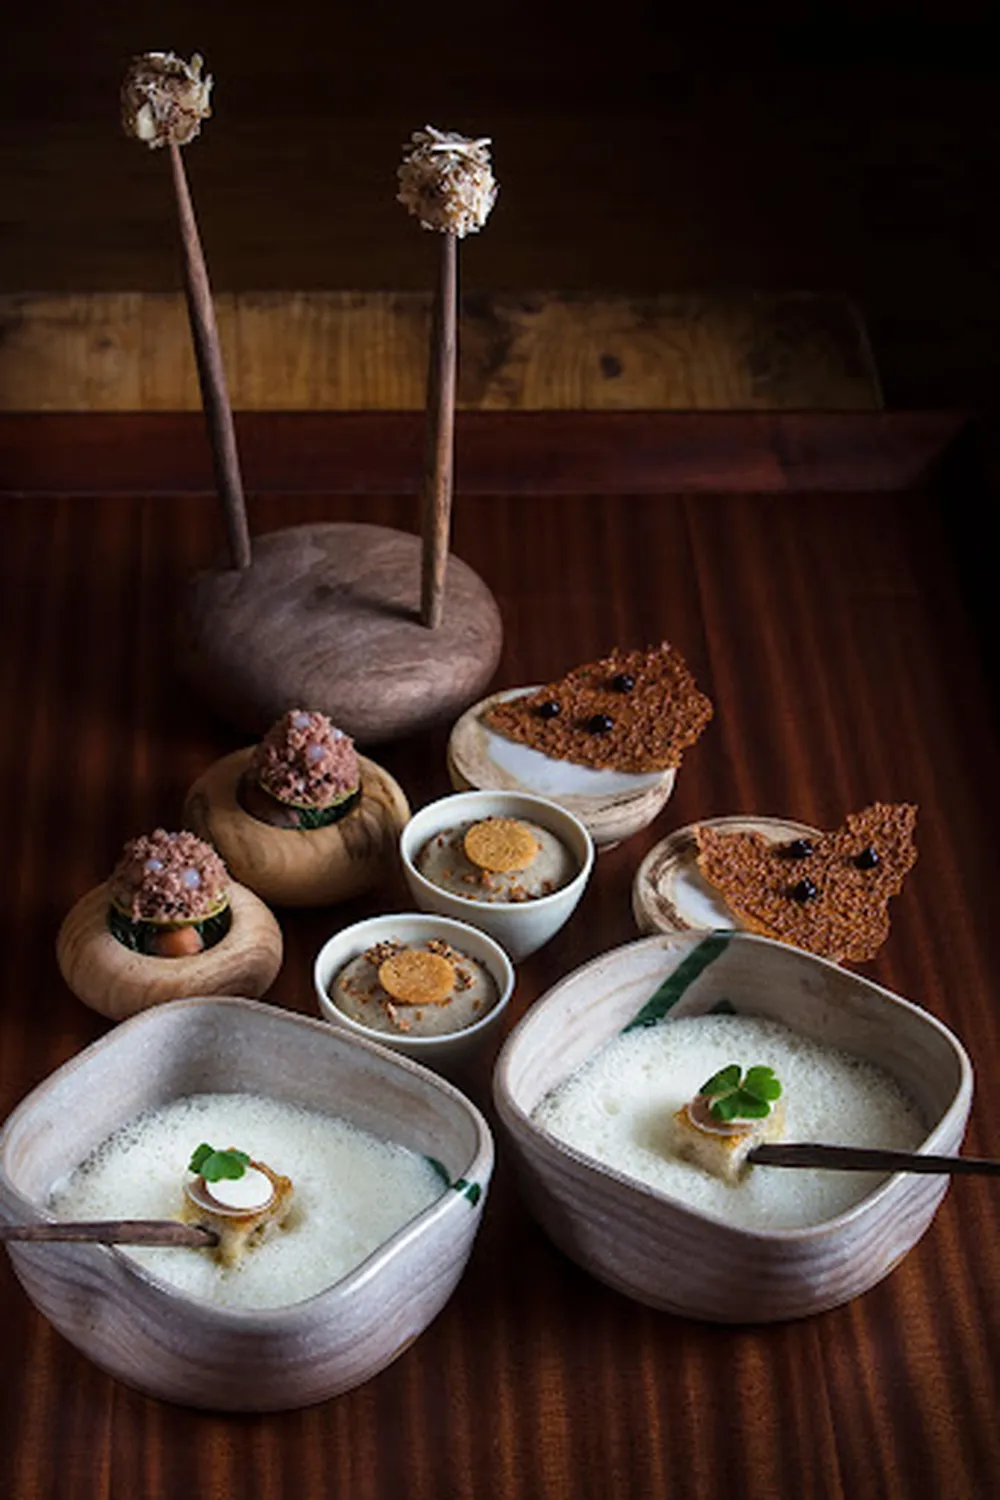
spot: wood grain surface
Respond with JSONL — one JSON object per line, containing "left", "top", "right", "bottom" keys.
{"left": 0, "top": 291, "right": 882, "bottom": 413}
{"left": 1, "top": 13, "right": 996, "bottom": 410}
{"left": 0, "top": 412, "right": 997, "bottom": 1499}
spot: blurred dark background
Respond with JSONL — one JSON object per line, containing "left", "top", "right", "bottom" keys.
{"left": 2, "top": 4, "right": 997, "bottom": 408}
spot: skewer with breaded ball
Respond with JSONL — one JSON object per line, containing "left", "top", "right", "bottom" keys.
{"left": 121, "top": 50, "right": 250, "bottom": 572}
{"left": 397, "top": 126, "right": 498, "bottom": 630}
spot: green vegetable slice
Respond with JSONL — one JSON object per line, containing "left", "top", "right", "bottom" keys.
{"left": 107, "top": 903, "right": 232, "bottom": 955}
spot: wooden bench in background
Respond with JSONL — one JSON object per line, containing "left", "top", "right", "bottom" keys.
{"left": 0, "top": 291, "right": 882, "bottom": 412}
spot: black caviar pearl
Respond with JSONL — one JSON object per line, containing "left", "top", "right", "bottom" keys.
{"left": 588, "top": 713, "right": 614, "bottom": 734}
{"left": 784, "top": 838, "right": 814, "bottom": 860}
{"left": 855, "top": 846, "right": 880, "bottom": 870}
{"left": 537, "top": 700, "right": 561, "bottom": 720}
{"left": 789, "top": 878, "right": 819, "bottom": 902}
{"left": 611, "top": 672, "right": 636, "bottom": 693}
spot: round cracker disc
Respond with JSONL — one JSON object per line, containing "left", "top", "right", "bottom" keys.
{"left": 463, "top": 816, "right": 539, "bottom": 873}
{"left": 378, "top": 948, "right": 456, "bottom": 1006}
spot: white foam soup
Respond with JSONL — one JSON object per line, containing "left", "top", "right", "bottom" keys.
{"left": 533, "top": 1014, "right": 927, "bottom": 1230}
{"left": 48, "top": 1093, "right": 445, "bottom": 1308}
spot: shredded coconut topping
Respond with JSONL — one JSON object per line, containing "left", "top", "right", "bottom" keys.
{"left": 397, "top": 125, "right": 497, "bottom": 238}
{"left": 121, "top": 51, "right": 213, "bottom": 150}
{"left": 252, "top": 709, "right": 359, "bottom": 808}
{"left": 109, "top": 828, "right": 229, "bottom": 922}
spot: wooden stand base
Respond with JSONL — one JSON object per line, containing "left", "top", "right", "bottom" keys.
{"left": 175, "top": 523, "right": 503, "bottom": 743}
{"left": 56, "top": 881, "right": 284, "bottom": 1021}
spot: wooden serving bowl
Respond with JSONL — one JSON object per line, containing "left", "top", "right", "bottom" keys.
{"left": 448, "top": 689, "right": 675, "bottom": 850}
{"left": 183, "top": 747, "right": 410, "bottom": 907}
{"left": 56, "top": 881, "right": 283, "bottom": 1020}
{"left": 632, "top": 815, "right": 822, "bottom": 936}
{"left": 493, "top": 930, "right": 972, "bottom": 1323}
{"left": 0, "top": 997, "right": 493, "bottom": 1410}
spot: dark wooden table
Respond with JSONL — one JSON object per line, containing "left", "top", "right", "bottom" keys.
{"left": 1, "top": 411, "right": 997, "bottom": 1500}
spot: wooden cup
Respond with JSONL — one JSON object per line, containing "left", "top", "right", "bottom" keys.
{"left": 56, "top": 881, "right": 283, "bottom": 1021}
{"left": 183, "top": 748, "right": 410, "bottom": 907}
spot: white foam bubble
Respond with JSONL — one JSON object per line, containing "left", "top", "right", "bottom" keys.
{"left": 48, "top": 1093, "right": 445, "bottom": 1309}
{"left": 533, "top": 1014, "right": 926, "bottom": 1230}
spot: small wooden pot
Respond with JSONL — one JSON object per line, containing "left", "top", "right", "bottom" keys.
{"left": 632, "top": 814, "right": 822, "bottom": 937}
{"left": 448, "top": 689, "right": 675, "bottom": 851}
{"left": 183, "top": 748, "right": 410, "bottom": 908}
{"left": 56, "top": 882, "right": 283, "bottom": 1022}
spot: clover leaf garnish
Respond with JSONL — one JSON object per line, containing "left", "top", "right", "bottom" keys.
{"left": 700, "top": 1063, "right": 782, "bottom": 1122}
{"left": 188, "top": 1143, "right": 251, "bottom": 1182}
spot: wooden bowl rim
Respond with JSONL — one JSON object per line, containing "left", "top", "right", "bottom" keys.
{"left": 449, "top": 685, "right": 675, "bottom": 811}
{"left": 186, "top": 745, "right": 410, "bottom": 839}
{"left": 60, "top": 877, "right": 279, "bottom": 970}
{"left": 632, "top": 813, "right": 824, "bottom": 937}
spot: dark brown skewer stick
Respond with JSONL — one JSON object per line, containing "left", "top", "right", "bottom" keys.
{"left": 168, "top": 140, "right": 252, "bottom": 571}
{"left": 420, "top": 230, "right": 458, "bottom": 629}
{"left": 1, "top": 1219, "right": 219, "bottom": 1247}
{"left": 749, "top": 1143, "right": 1000, "bottom": 1176}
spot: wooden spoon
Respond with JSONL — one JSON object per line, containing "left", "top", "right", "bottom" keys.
{"left": 1, "top": 1219, "right": 218, "bottom": 1247}
{"left": 749, "top": 1144, "right": 1000, "bottom": 1176}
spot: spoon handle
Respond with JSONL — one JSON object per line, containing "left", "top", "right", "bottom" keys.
{"left": 1, "top": 1219, "right": 218, "bottom": 1247}
{"left": 748, "top": 1143, "right": 1000, "bottom": 1176}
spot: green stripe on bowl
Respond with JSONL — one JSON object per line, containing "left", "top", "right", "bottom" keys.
{"left": 623, "top": 932, "right": 732, "bottom": 1032}
{"left": 424, "top": 1158, "right": 482, "bottom": 1206}
{"left": 453, "top": 1178, "right": 482, "bottom": 1206}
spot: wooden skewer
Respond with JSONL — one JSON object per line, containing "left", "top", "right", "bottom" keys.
{"left": 420, "top": 230, "right": 458, "bottom": 629}
{"left": 168, "top": 140, "right": 252, "bottom": 572}
{"left": 1, "top": 1219, "right": 219, "bottom": 1247}
{"left": 749, "top": 1143, "right": 1000, "bottom": 1177}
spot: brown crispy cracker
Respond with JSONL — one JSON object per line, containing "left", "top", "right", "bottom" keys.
{"left": 378, "top": 948, "right": 456, "bottom": 1005}
{"left": 483, "top": 643, "right": 713, "bottom": 773}
{"left": 463, "top": 817, "right": 539, "bottom": 872}
{"left": 694, "top": 803, "right": 918, "bottom": 963}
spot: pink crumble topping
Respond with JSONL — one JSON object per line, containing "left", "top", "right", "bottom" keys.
{"left": 109, "top": 828, "right": 229, "bottom": 922}
{"left": 252, "top": 709, "right": 359, "bottom": 808}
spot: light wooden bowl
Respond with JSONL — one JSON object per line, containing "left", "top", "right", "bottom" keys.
{"left": 183, "top": 747, "right": 410, "bottom": 907}
{"left": 399, "top": 790, "right": 595, "bottom": 962}
{"left": 0, "top": 997, "right": 493, "bottom": 1410}
{"left": 493, "top": 930, "right": 973, "bottom": 1322}
{"left": 448, "top": 689, "right": 675, "bottom": 850}
{"left": 632, "top": 815, "right": 822, "bottom": 936}
{"left": 56, "top": 881, "right": 283, "bottom": 1021}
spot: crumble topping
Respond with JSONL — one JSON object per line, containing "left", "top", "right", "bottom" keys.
{"left": 397, "top": 125, "right": 498, "bottom": 237}
{"left": 121, "top": 52, "right": 213, "bottom": 149}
